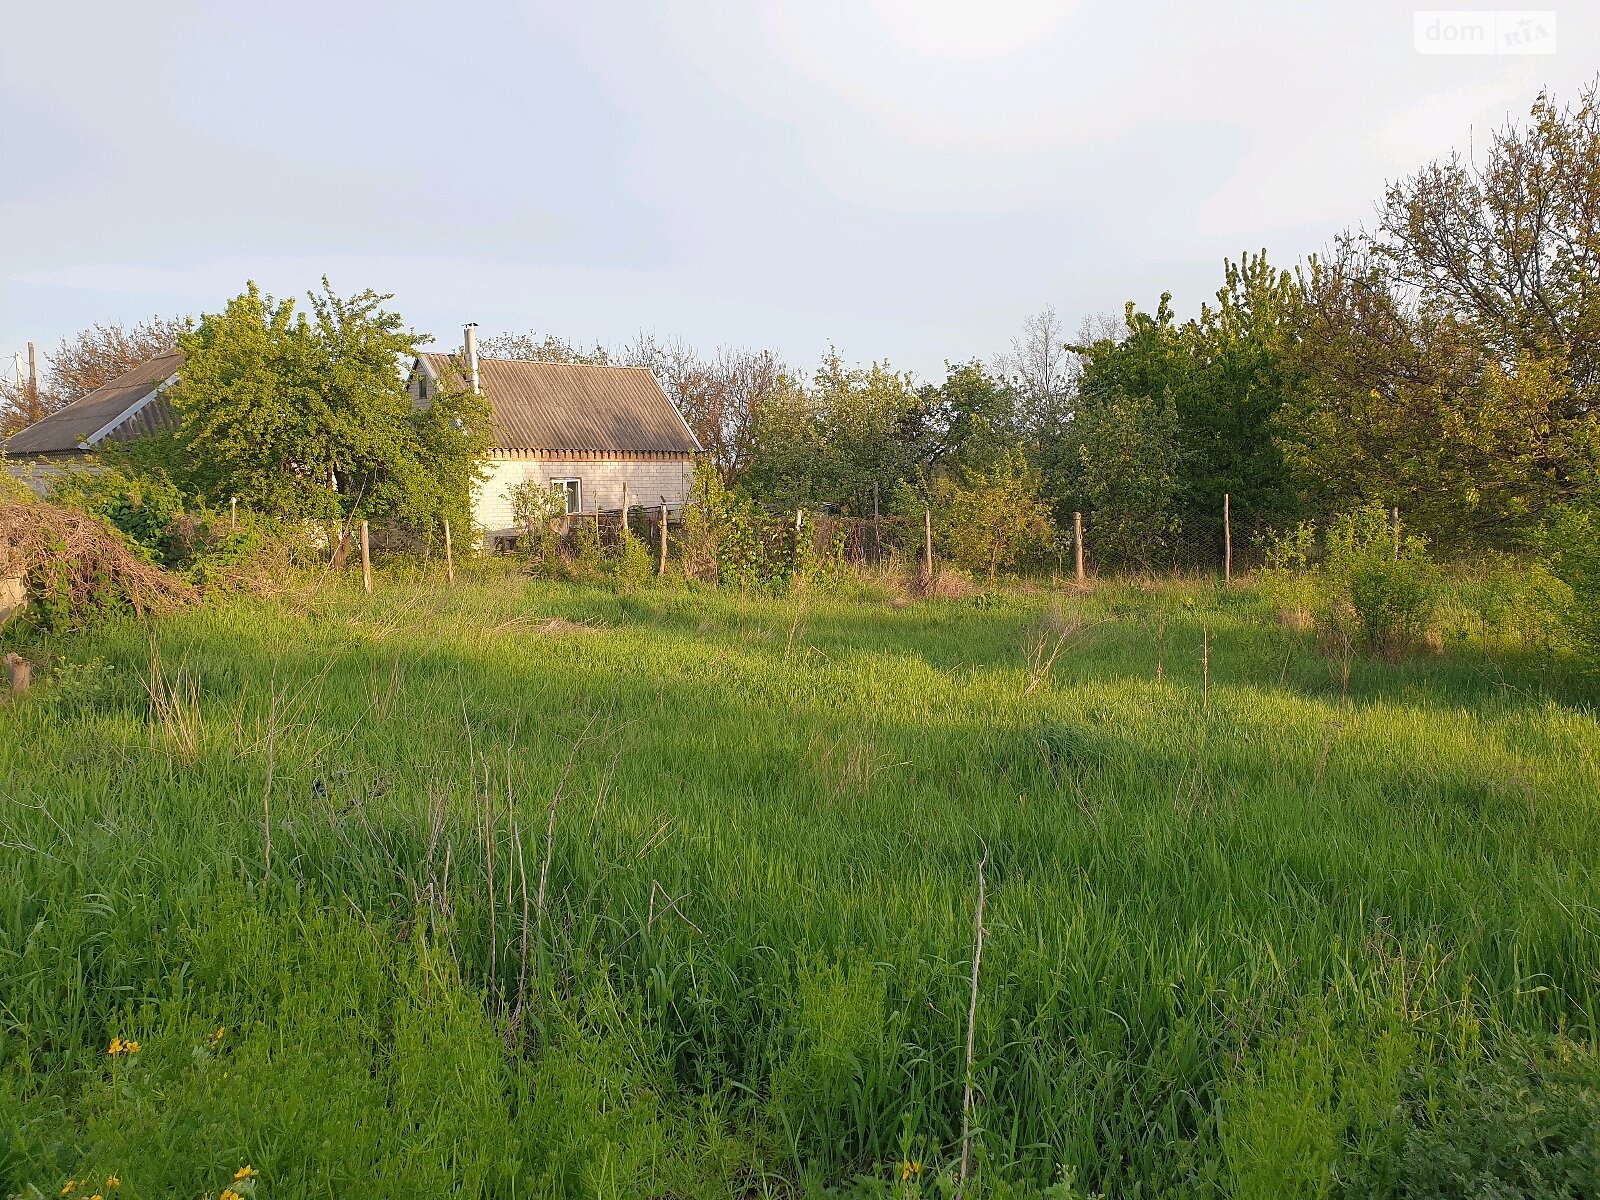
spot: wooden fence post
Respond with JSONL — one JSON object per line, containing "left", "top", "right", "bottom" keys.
{"left": 1223, "top": 492, "right": 1232, "bottom": 584}
{"left": 443, "top": 519, "right": 455, "bottom": 585}
{"left": 359, "top": 520, "right": 373, "bottom": 595}
{"left": 1073, "top": 511, "right": 1085, "bottom": 585}
{"left": 1391, "top": 505, "right": 1401, "bottom": 560}
{"left": 230, "top": 496, "right": 238, "bottom": 530}
{"left": 658, "top": 503, "right": 669, "bottom": 575}
{"left": 922, "top": 507, "right": 934, "bottom": 579}
{"left": 872, "top": 481, "right": 881, "bottom": 567}
{"left": 621, "top": 483, "right": 630, "bottom": 535}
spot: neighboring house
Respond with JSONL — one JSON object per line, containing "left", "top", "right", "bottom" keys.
{"left": 1, "top": 353, "right": 182, "bottom": 492}
{"left": 410, "top": 327, "right": 702, "bottom": 543}
{"left": 3, "top": 331, "right": 702, "bottom": 544}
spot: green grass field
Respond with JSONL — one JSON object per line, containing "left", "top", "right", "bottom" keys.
{"left": 3, "top": 568, "right": 1598, "bottom": 1198}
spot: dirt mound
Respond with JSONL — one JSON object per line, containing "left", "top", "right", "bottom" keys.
{"left": 0, "top": 499, "right": 195, "bottom": 623}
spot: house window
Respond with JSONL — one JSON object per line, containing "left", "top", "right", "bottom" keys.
{"left": 417, "top": 377, "right": 428, "bottom": 401}
{"left": 551, "top": 478, "right": 582, "bottom": 513}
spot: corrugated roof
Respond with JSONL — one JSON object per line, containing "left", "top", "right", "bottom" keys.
{"left": 3, "top": 352, "right": 182, "bottom": 456}
{"left": 419, "top": 353, "right": 701, "bottom": 455}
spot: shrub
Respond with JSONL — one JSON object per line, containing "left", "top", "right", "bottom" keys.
{"left": 1542, "top": 504, "right": 1600, "bottom": 662}
{"left": 679, "top": 457, "right": 802, "bottom": 591}
{"left": 506, "top": 479, "right": 567, "bottom": 567}
{"left": 48, "top": 465, "right": 186, "bottom": 566}
{"left": 610, "top": 528, "right": 655, "bottom": 592}
{"left": 678, "top": 459, "right": 725, "bottom": 582}
{"left": 928, "top": 447, "right": 1056, "bottom": 580}
{"left": 1324, "top": 501, "right": 1437, "bottom": 658}
{"left": 1254, "top": 521, "right": 1321, "bottom": 628}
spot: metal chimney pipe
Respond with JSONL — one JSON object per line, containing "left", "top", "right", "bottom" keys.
{"left": 463, "top": 323, "right": 480, "bottom": 395}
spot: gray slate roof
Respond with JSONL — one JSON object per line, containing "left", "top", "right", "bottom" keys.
{"left": 4, "top": 353, "right": 182, "bottom": 456}
{"left": 418, "top": 353, "right": 701, "bottom": 455}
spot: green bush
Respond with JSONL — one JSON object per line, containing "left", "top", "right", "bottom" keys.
{"left": 1542, "top": 504, "right": 1600, "bottom": 663}
{"left": 610, "top": 528, "right": 656, "bottom": 592}
{"left": 928, "top": 448, "right": 1056, "bottom": 580}
{"left": 1342, "top": 1033, "right": 1600, "bottom": 1199}
{"left": 1324, "top": 501, "right": 1438, "bottom": 658}
{"left": 1254, "top": 521, "right": 1321, "bottom": 626}
{"left": 505, "top": 479, "right": 566, "bottom": 569}
{"left": 567, "top": 516, "right": 604, "bottom": 580}
{"left": 48, "top": 466, "right": 186, "bottom": 566}
{"left": 679, "top": 458, "right": 804, "bottom": 592}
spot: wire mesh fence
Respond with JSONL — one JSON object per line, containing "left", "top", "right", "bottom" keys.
{"left": 501, "top": 499, "right": 1289, "bottom": 583}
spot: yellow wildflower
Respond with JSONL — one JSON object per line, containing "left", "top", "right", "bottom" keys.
{"left": 60, "top": 1182, "right": 77, "bottom": 1196}
{"left": 107, "top": 1038, "right": 122, "bottom": 1055}
{"left": 899, "top": 1159, "right": 923, "bottom": 1181}
{"left": 89, "top": 1194, "right": 104, "bottom": 1200}
{"left": 209, "top": 1026, "right": 227, "bottom": 1046}
{"left": 105, "top": 1178, "right": 121, "bottom": 1189}
{"left": 221, "top": 1190, "right": 244, "bottom": 1200}
{"left": 233, "top": 1166, "right": 257, "bottom": 1181}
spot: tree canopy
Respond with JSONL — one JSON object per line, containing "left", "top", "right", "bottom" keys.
{"left": 147, "top": 280, "right": 489, "bottom": 535}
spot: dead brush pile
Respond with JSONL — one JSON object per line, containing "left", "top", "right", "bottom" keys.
{"left": 898, "top": 566, "right": 979, "bottom": 602}
{"left": 0, "top": 499, "right": 195, "bottom": 625}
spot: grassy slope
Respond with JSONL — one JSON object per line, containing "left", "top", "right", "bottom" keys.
{"left": 1, "top": 571, "right": 1597, "bottom": 1198}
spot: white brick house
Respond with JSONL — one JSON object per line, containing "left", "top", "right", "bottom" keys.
{"left": 409, "top": 329, "right": 702, "bottom": 545}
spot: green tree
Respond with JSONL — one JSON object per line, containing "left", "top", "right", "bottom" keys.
{"left": 920, "top": 360, "right": 1020, "bottom": 474}
{"left": 1283, "top": 80, "right": 1600, "bottom": 546}
{"left": 1066, "top": 259, "right": 1301, "bottom": 532}
{"left": 745, "top": 350, "right": 932, "bottom": 514}
{"left": 1282, "top": 240, "right": 1592, "bottom": 547}
{"left": 1066, "top": 390, "right": 1183, "bottom": 571}
{"left": 154, "top": 280, "right": 490, "bottom": 537}
{"left": 1379, "top": 80, "right": 1600, "bottom": 408}
{"left": 1181, "top": 251, "right": 1301, "bottom": 521}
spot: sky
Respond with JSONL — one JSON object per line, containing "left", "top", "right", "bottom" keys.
{"left": 0, "top": 1, "right": 1593, "bottom": 387}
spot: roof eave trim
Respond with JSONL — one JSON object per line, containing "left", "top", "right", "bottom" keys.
{"left": 84, "top": 372, "right": 179, "bottom": 448}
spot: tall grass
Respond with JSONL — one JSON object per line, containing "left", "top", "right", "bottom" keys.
{"left": 1, "top": 569, "right": 1597, "bottom": 1198}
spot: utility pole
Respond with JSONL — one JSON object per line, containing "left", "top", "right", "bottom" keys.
{"left": 26, "top": 342, "right": 39, "bottom": 425}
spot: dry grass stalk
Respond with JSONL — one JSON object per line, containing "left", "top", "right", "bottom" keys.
{"left": 957, "top": 847, "right": 990, "bottom": 1198}
{"left": 1024, "top": 606, "right": 1086, "bottom": 695}
{"left": 261, "top": 664, "right": 283, "bottom": 882}
{"left": 145, "top": 644, "right": 203, "bottom": 761}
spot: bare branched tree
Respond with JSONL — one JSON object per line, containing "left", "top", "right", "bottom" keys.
{"left": 621, "top": 334, "right": 792, "bottom": 485}
{"left": 994, "top": 306, "right": 1081, "bottom": 436}
{"left": 477, "top": 330, "right": 612, "bottom": 365}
